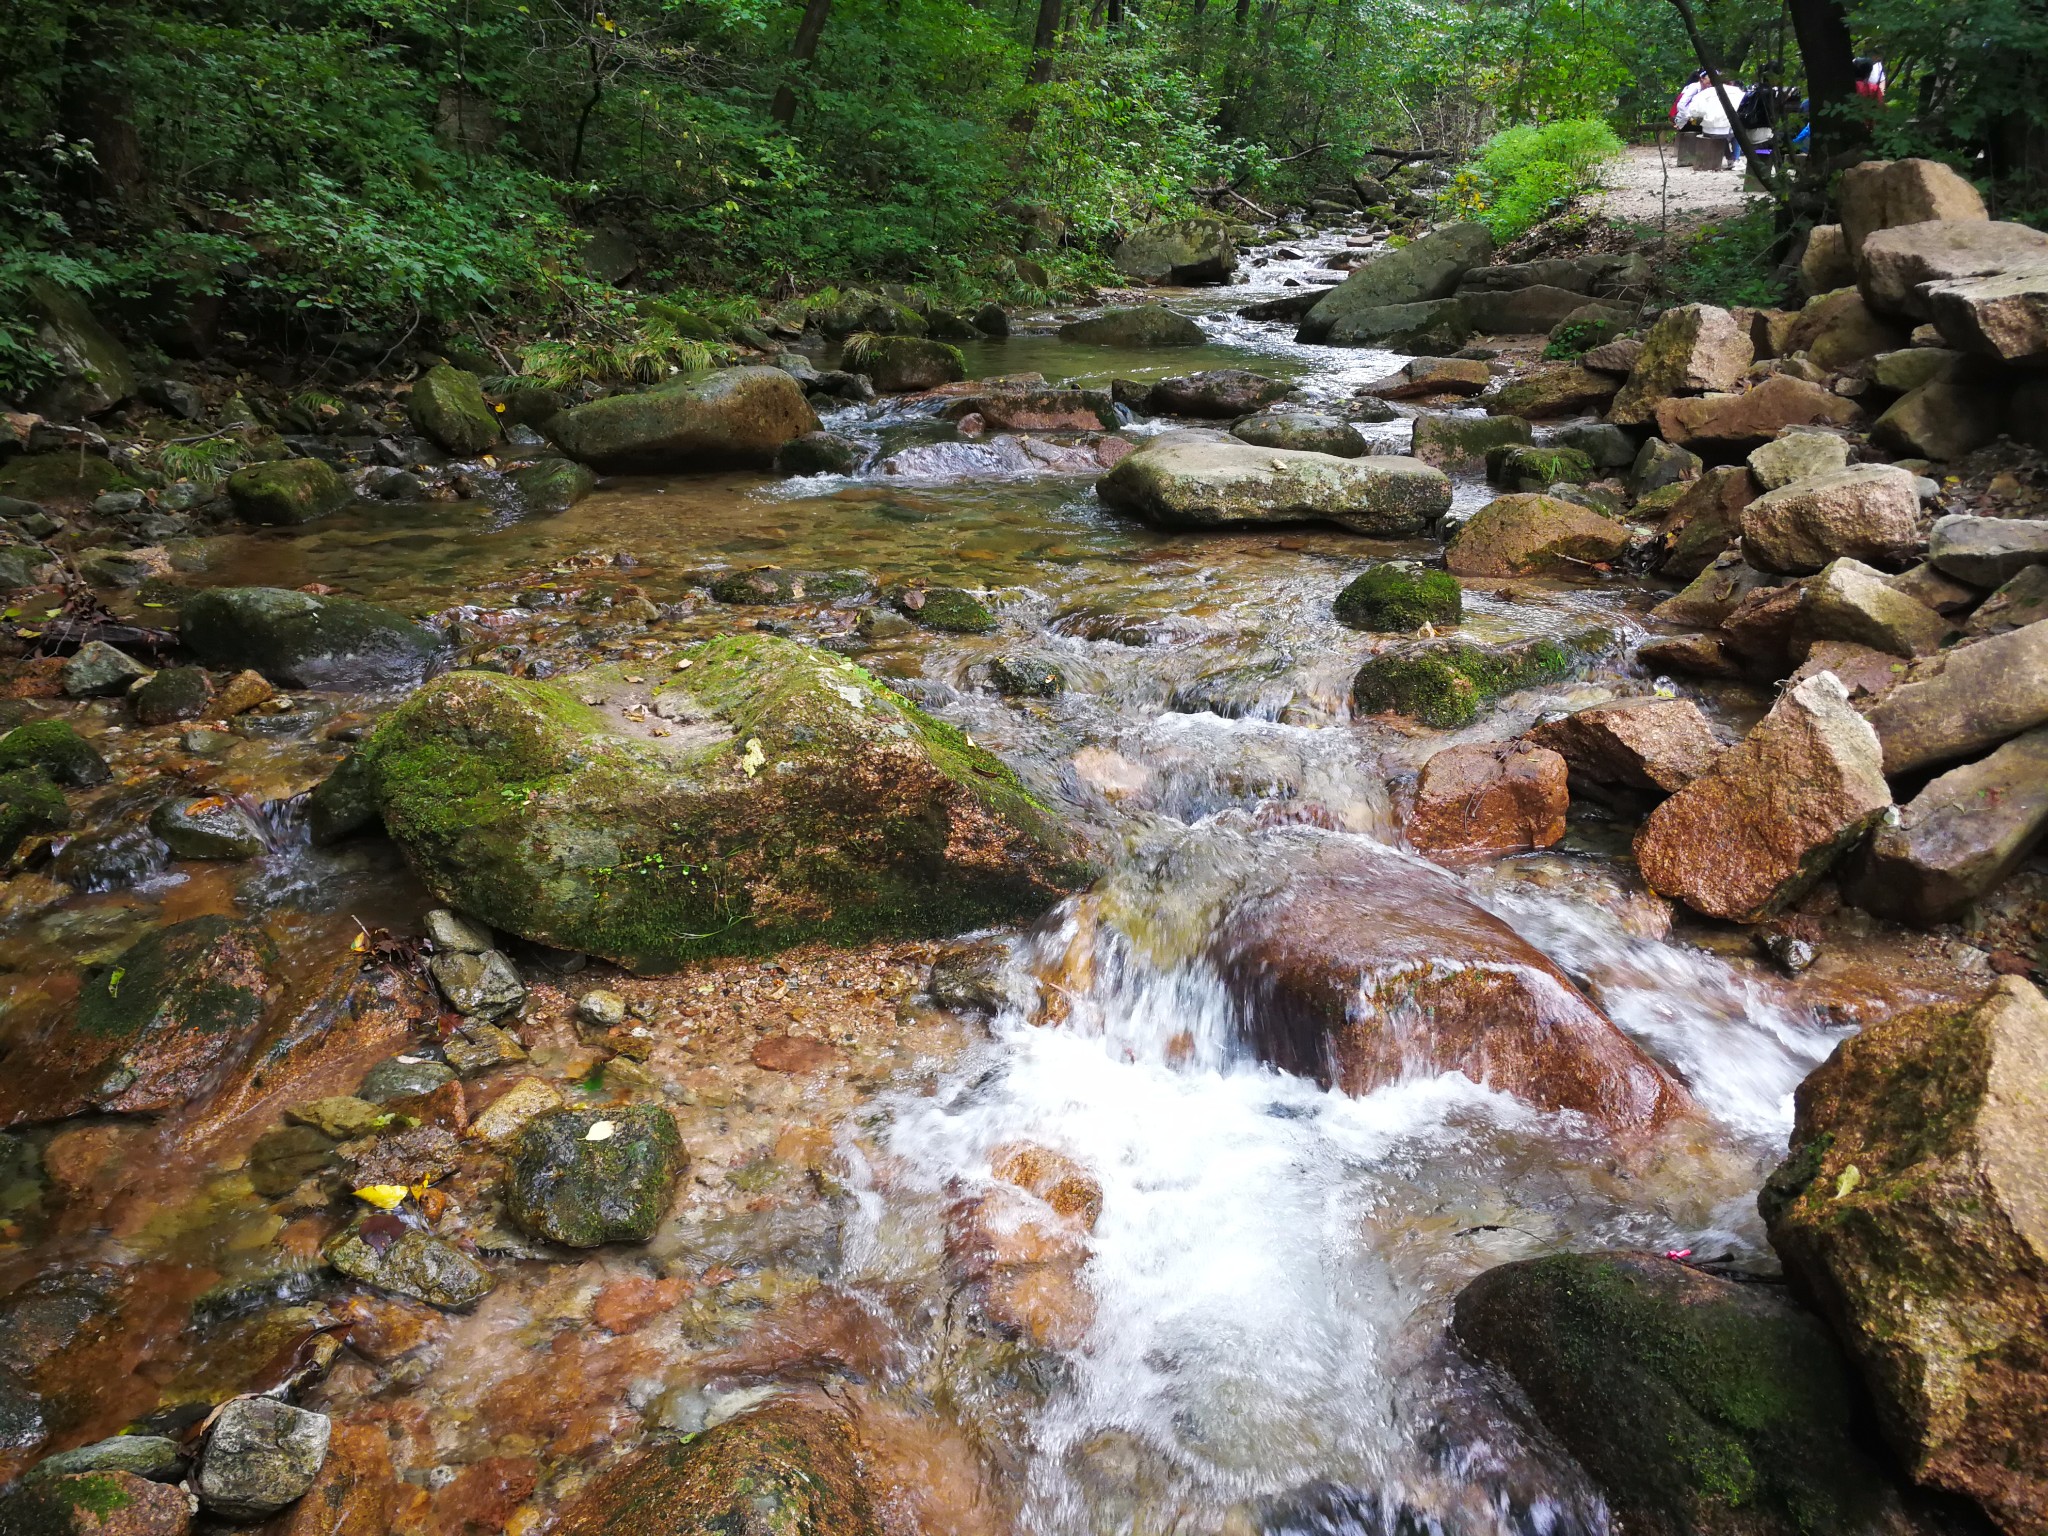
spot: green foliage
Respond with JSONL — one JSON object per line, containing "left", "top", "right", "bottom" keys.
{"left": 1665, "top": 204, "right": 1788, "bottom": 309}
{"left": 157, "top": 436, "right": 246, "bottom": 488}
{"left": 519, "top": 292, "right": 724, "bottom": 390}
{"left": 1446, "top": 119, "right": 1624, "bottom": 241}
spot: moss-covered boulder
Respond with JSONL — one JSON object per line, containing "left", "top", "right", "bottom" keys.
{"left": 811, "top": 290, "right": 927, "bottom": 338}
{"left": 889, "top": 585, "right": 996, "bottom": 633}
{"left": 130, "top": 667, "right": 212, "bottom": 727}
{"left": 1230, "top": 412, "right": 1366, "bottom": 457}
{"left": 711, "top": 568, "right": 871, "bottom": 606}
{"left": 1351, "top": 633, "right": 1595, "bottom": 728}
{"left": 0, "top": 721, "right": 109, "bottom": 787}
{"left": 510, "top": 457, "right": 595, "bottom": 514}
{"left": 0, "top": 453, "right": 130, "bottom": 507}
{"left": 1760, "top": 977, "right": 2048, "bottom": 1534}
{"left": 0, "top": 1469, "right": 190, "bottom": 1536}
{"left": 1453, "top": 1251, "right": 1930, "bottom": 1536}
{"left": 0, "top": 916, "right": 277, "bottom": 1127}
{"left": 1295, "top": 223, "right": 1493, "bottom": 344}
{"left": 179, "top": 587, "right": 449, "bottom": 691}
{"left": 1333, "top": 563, "right": 1462, "bottom": 631}
{"left": 225, "top": 458, "right": 349, "bottom": 527}
{"left": 1114, "top": 217, "right": 1237, "bottom": 285}
{"left": 324, "top": 1222, "right": 494, "bottom": 1308}
{"left": 551, "top": 1397, "right": 880, "bottom": 1536}
{"left": 841, "top": 333, "right": 965, "bottom": 393}
{"left": 24, "top": 280, "right": 136, "bottom": 419}
{"left": 506, "top": 1104, "right": 685, "bottom": 1246}
{"left": 1484, "top": 364, "right": 1623, "bottom": 420}
{"left": 1409, "top": 413, "right": 1533, "bottom": 473}
{"left": 988, "top": 655, "right": 1065, "bottom": 697}
{"left": 1058, "top": 306, "right": 1207, "bottom": 347}
{"left": 1097, "top": 435, "right": 1450, "bottom": 536}
{"left": 358, "top": 635, "right": 1094, "bottom": 970}
{"left": 547, "top": 366, "right": 821, "bottom": 472}
{"left": 1486, "top": 443, "right": 1596, "bottom": 492}
{"left": 408, "top": 364, "right": 500, "bottom": 455}
{"left": 1445, "top": 494, "right": 1629, "bottom": 578}
{"left": 0, "top": 767, "right": 70, "bottom": 859}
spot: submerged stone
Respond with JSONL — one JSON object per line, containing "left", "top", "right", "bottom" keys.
{"left": 888, "top": 585, "right": 996, "bottom": 633}
{"left": 149, "top": 795, "right": 269, "bottom": 860}
{"left": 1352, "top": 633, "right": 1594, "bottom": 729}
{"left": 178, "top": 587, "right": 449, "bottom": 691}
{"left": 195, "top": 1398, "right": 329, "bottom": 1519}
{"left": 225, "top": 459, "right": 350, "bottom": 526}
{"left": 507, "top": 1104, "right": 686, "bottom": 1246}
{"left": 324, "top": 1223, "right": 494, "bottom": 1309}
{"left": 1058, "top": 306, "right": 1206, "bottom": 347}
{"left": 130, "top": 667, "right": 212, "bottom": 727}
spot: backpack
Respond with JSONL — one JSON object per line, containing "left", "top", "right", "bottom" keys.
{"left": 1736, "top": 88, "right": 1774, "bottom": 130}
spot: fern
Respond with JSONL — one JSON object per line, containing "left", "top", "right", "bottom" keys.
{"left": 520, "top": 319, "right": 720, "bottom": 390}
{"left": 157, "top": 435, "right": 245, "bottom": 487}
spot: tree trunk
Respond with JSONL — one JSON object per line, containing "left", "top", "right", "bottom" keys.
{"left": 1663, "top": 0, "right": 1774, "bottom": 198}
{"left": 1027, "top": 0, "right": 1062, "bottom": 83}
{"left": 1785, "top": 0, "right": 1857, "bottom": 158}
{"left": 771, "top": 0, "right": 835, "bottom": 125}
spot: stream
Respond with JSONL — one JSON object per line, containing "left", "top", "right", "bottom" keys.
{"left": 0, "top": 227, "right": 1991, "bottom": 1535}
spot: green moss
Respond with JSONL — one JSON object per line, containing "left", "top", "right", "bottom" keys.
{"left": 0, "top": 454, "right": 133, "bottom": 505}
{"left": 53, "top": 1473, "right": 135, "bottom": 1517}
{"left": 889, "top": 585, "right": 996, "bottom": 633}
{"left": 1351, "top": 634, "right": 1581, "bottom": 727}
{"left": 77, "top": 916, "right": 274, "bottom": 1043}
{"left": 841, "top": 332, "right": 965, "bottom": 391}
{"left": 0, "top": 720, "right": 109, "bottom": 787}
{"left": 710, "top": 568, "right": 871, "bottom": 605}
{"left": 1333, "top": 563, "right": 1462, "bottom": 632}
{"left": 410, "top": 364, "right": 501, "bottom": 455}
{"left": 1487, "top": 443, "right": 1597, "bottom": 491}
{"left": 0, "top": 766, "right": 70, "bottom": 856}
{"left": 225, "top": 458, "right": 349, "bottom": 526}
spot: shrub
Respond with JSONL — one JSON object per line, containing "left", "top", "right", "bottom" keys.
{"left": 1444, "top": 118, "right": 1624, "bottom": 242}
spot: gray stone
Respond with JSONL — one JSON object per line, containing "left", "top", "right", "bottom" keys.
{"left": 1296, "top": 223, "right": 1493, "bottom": 343}
{"left": 1096, "top": 434, "right": 1450, "bottom": 536}
{"left": 1113, "top": 218, "right": 1237, "bottom": 285}
{"left": 1872, "top": 378, "right": 2003, "bottom": 462}
{"left": 1928, "top": 515, "right": 2048, "bottom": 588}
{"left": 1229, "top": 412, "right": 1365, "bottom": 457}
{"left": 179, "top": 586, "right": 449, "bottom": 691}
{"left": 1323, "top": 299, "right": 1471, "bottom": 352}
{"left": 1965, "top": 565, "right": 2048, "bottom": 636}
{"left": 61, "top": 641, "right": 149, "bottom": 699}
{"left": 1552, "top": 423, "right": 1635, "bottom": 470}
{"left": 1850, "top": 726, "right": 2048, "bottom": 923}
{"left": 1608, "top": 304, "right": 1753, "bottom": 426}
{"left": 425, "top": 908, "right": 493, "bottom": 954}
{"left": 1925, "top": 261, "right": 2048, "bottom": 362}
{"left": 575, "top": 989, "right": 628, "bottom": 1028}
{"left": 1410, "top": 414, "right": 1532, "bottom": 473}
{"left": 1746, "top": 431, "right": 1849, "bottom": 491}
{"left": 1456, "top": 284, "right": 1611, "bottom": 334}
{"left": 508, "top": 1104, "right": 687, "bottom": 1247}
{"left": 1740, "top": 465, "right": 1925, "bottom": 575}
{"left": 1058, "top": 306, "right": 1206, "bottom": 347}
{"left": 196, "top": 1397, "right": 330, "bottom": 1519}
{"left": 1630, "top": 437, "right": 1701, "bottom": 497}
{"left": 1651, "top": 552, "right": 1777, "bottom": 628}
{"left": 1865, "top": 620, "right": 2048, "bottom": 774}
{"left": 325, "top": 1223, "right": 494, "bottom": 1309}
{"left": 358, "top": 1056, "right": 457, "bottom": 1103}
{"left": 150, "top": 795, "right": 269, "bottom": 860}
{"left": 428, "top": 947, "right": 525, "bottom": 1019}
{"left": 26, "top": 1435, "right": 185, "bottom": 1485}
{"left": 1856, "top": 219, "right": 2048, "bottom": 318}
{"left": 1798, "top": 558, "right": 1954, "bottom": 658}
{"left": 1839, "top": 160, "right": 1989, "bottom": 260}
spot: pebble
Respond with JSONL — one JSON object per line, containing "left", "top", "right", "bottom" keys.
{"left": 575, "top": 989, "right": 628, "bottom": 1028}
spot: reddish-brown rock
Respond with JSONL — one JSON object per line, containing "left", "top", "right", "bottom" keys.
{"left": 1739, "top": 464, "right": 1924, "bottom": 576}
{"left": 1405, "top": 740, "right": 1569, "bottom": 860}
{"left": 1444, "top": 494, "right": 1629, "bottom": 577}
{"left": 1782, "top": 288, "right": 1910, "bottom": 370}
{"left": 1654, "top": 376, "right": 1864, "bottom": 456}
{"left": 1656, "top": 465, "right": 1760, "bottom": 579}
{"left": 1635, "top": 672, "right": 1892, "bottom": 921}
{"left": 1212, "top": 836, "right": 1692, "bottom": 1134}
{"left": 1524, "top": 698, "right": 1723, "bottom": 802}
{"left": 1719, "top": 582, "right": 1809, "bottom": 676}
{"left": 24, "top": 1472, "right": 191, "bottom": 1536}
{"left": 1637, "top": 633, "right": 1745, "bottom": 678}
{"left": 280, "top": 1422, "right": 400, "bottom": 1536}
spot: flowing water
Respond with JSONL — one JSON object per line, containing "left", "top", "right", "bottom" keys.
{"left": 0, "top": 228, "right": 1984, "bottom": 1534}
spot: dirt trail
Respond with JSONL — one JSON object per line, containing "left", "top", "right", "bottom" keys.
{"left": 1592, "top": 141, "right": 1765, "bottom": 230}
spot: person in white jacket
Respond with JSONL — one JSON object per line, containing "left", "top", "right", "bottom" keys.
{"left": 1679, "top": 76, "right": 1743, "bottom": 165}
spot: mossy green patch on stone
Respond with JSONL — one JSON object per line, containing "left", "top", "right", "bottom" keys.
{"left": 409, "top": 364, "right": 501, "bottom": 456}
{"left": 225, "top": 458, "right": 349, "bottom": 526}
{"left": 711, "top": 568, "right": 871, "bottom": 605}
{"left": 840, "top": 333, "right": 965, "bottom": 393}
{"left": 0, "top": 454, "right": 132, "bottom": 506}
{"left": 891, "top": 585, "right": 996, "bottom": 633}
{"left": 507, "top": 1104, "right": 685, "bottom": 1246}
{"left": 1486, "top": 443, "right": 1597, "bottom": 491}
{"left": 1333, "top": 563, "right": 1462, "bottom": 632}
{"left": 1351, "top": 633, "right": 1589, "bottom": 727}
{"left": 0, "top": 767, "right": 70, "bottom": 857}
{"left": 0, "top": 721, "right": 109, "bottom": 787}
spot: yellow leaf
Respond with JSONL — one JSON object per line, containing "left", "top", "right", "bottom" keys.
{"left": 740, "top": 738, "right": 766, "bottom": 778}
{"left": 1834, "top": 1165, "right": 1863, "bottom": 1200}
{"left": 354, "top": 1184, "right": 408, "bottom": 1210}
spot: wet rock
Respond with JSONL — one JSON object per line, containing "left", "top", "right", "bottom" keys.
{"left": 507, "top": 1104, "right": 685, "bottom": 1246}
{"left": 774, "top": 432, "right": 864, "bottom": 476}
{"left": 1966, "top": 565, "right": 2048, "bottom": 637}
{"left": 1295, "top": 223, "right": 1492, "bottom": 344}
{"left": 1784, "top": 288, "right": 1910, "bottom": 370}
{"left": 1761, "top": 976, "right": 2048, "bottom": 1531}
{"left": 1551, "top": 422, "right": 1635, "bottom": 471}
{"left": 211, "top": 669, "right": 275, "bottom": 717}
{"left": 427, "top": 948, "right": 524, "bottom": 1019}
{"left": 1872, "top": 377, "right": 2003, "bottom": 462}
{"left": 324, "top": 1221, "right": 494, "bottom": 1309}
{"left": 1444, "top": 493, "right": 1627, "bottom": 578}
{"left": 357, "top": 1057, "right": 455, "bottom": 1104}
{"left": 1486, "top": 443, "right": 1594, "bottom": 492}
{"left": 1926, "top": 261, "right": 2048, "bottom": 362}
{"left": 247, "top": 1124, "right": 338, "bottom": 1198}
{"left": 1607, "top": 304, "right": 1753, "bottom": 425}
{"left": 1149, "top": 371, "right": 1291, "bottom": 418}
{"left": 1635, "top": 672, "right": 1891, "bottom": 922}
{"left": 1324, "top": 298, "right": 1471, "bottom": 352}
{"left": 287, "top": 1095, "right": 391, "bottom": 1140}
{"left": 196, "top": 1398, "right": 330, "bottom": 1520}
{"left": 1748, "top": 430, "right": 1850, "bottom": 490}
{"left": 574, "top": 988, "right": 627, "bottom": 1027}
{"left": 1358, "top": 356, "right": 1492, "bottom": 400}
{"left": 1797, "top": 558, "right": 1953, "bottom": 658}
{"left": 509, "top": 457, "right": 596, "bottom": 513}
{"left": 1229, "top": 411, "right": 1364, "bottom": 457}
{"left": 129, "top": 667, "right": 212, "bottom": 727}
{"left": 0, "top": 721, "right": 109, "bottom": 787}
{"left": 942, "top": 384, "right": 1114, "bottom": 432}
{"left": 149, "top": 794, "right": 268, "bottom": 859}
{"left": 1114, "top": 217, "right": 1236, "bottom": 284}
{"left": 440, "top": 1019, "right": 525, "bottom": 1075}
{"left": 273, "top": 1421, "right": 401, "bottom": 1536}
{"left": 226, "top": 459, "right": 350, "bottom": 526}
{"left": 550, "top": 1397, "right": 880, "bottom": 1536}
{"left": 1651, "top": 551, "right": 1775, "bottom": 629}
{"left": 1655, "top": 465, "right": 1760, "bottom": 581}
{"left": 1409, "top": 414, "right": 1531, "bottom": 473}
{"left": 305, "top": 754, "right": 377, "bottom": 845}
{"left": 1452, "top": 1251, "right": 1928, "bottom": 1536}
{"left": 1654, "top": 376, "right": 1864, "bottom": 456}
{"left": 61, "top": 643, "right": 149, "bottom": 699}
{"left": 1856, "top": 218, "right": 2047, "bottom": 319}
{"left": 1406, "top": 740, "right": 1567, "bottom": 860}
{"left": 179, "top": 586, "right": 449, "bottom": 691}
{"left": 1058, "top": 306, "right": 1205, "bottom": 347}
{"left": 1484, "top": 364, "right": 1619, "bottom": 419}
{"left": 1333, "top": 562, "right": 1461, "bottom": 631}
{"left": 408, "top": 365, "right": 499, "bottom": 456}
{"left": 546, "top": 366, "right": 820, "bottom": 472}
{"left": 987, "top": 655, "right": 1064, "bottom": 697}
{"left": 363, "top": 636, "right": 1092, "bottom": 970}
{"left": 1927, "top": 515, "right": 2048, "bottom": 589}
{"left": 1839, "top": 157, "right": 1989, "bottom": 259}
{"left": 468, "top": 1076, "right": 564, "bottom": 1147}
{"left": 0, "top": 767, "right": 68, "bottom": 858}
{"left": 879, "top": 584, "right": 989, "bottom": 633}
{"left": 1629, "top": 437, "right": 1702, "bottom": 498}
{"left": 842, "top": 334, "right": 964, "bottom": 393}
{"left": 927, "top": 937, "right": 1013, "bottom": 1015}
{"left": 1215, "top": 836, "right": 1689, "bottom": 1132}
{"left": 1637, "top": 632, "right": 1743, "bottom": 677}
{"left": 1525, "top": 697, "right": 1722, "bottom": 802}
{"left": 4, "top": 1471, "right": 191, "bottom": 1535}
{"left": 1353, "top": 633, "right": 1592, "bottom": 729}
{"left": 27, "top": 1437, "right": 185, "bottom": 1486}
{"left": 1098, "top": 434, "right": 1449, "bottom": 536}
{"left": 712, "top": 567, "right": 869, "bottom": 605}
{"left": 1739, "top": 464, "right": 1924, "bottom": 575}
{"left": 1848, "top": 726, "right": 2048, "bottom": 923}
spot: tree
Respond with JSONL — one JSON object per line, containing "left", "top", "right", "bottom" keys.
{"left": 771, "top": 0, "right": 835, "bottom": 125}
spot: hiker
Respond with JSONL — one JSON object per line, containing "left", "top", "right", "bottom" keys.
{"left": 1854, "top": 56, "right": 1886, "bottom": 100}
{"left": 1671, "top": 69, "right": 1710, "bottom": 124}
{"left": 1679, "top": 75, "right": 1743, "bottom": 166}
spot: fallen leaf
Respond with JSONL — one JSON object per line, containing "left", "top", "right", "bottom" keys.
{"left": 354, "top": 1184, "right": 409, "bottom": 1211}
{"left": 586, "top": 1120, "right": 617, "bottom": 1142}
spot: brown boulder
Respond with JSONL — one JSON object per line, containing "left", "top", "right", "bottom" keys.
{"left": 1525, "top": 697, "right": 1722, "bottom": 802}
{"left": 1608, "top": 304, "right": 1752, "bottom": 426}
{"left": 1871, "top": 377, "right": 2003, "bottom": 462}
{"left": 1654, "top": 376, "right": 1864, "bottom": 456}
{"left": 1857, "top": 219, "right": 2048, "bottom": 319}
{"left": 1864, "top": 620, "right": 2048, "bottom": 774}
{"left": 1637, "top": 633, "right": 1744, "bottom": 677}
{"left": 1212, "top": 836, "right": 1693, "bottom": 1134}
{"left": 12, "top": 1472, "right": 191, "bottom": 1536}
{"left": 1656, "top": 465, "right": 1759, "bottom": 580}
{"left": 1800, "top": 224, "right": 1855, "bottom": 294}
{"left": 941, "top": 385, "right": 1113, "bottom": 432}
{"left": 1485, "top": 364, "right": 1621, "bottom": 419}
{"left": 1580, "top": 337, "right": 1643, "bottom": 375}
{"left": 1635, "top": 672, "right": 1892, "bottom": 922}
{"left": 1782, "top": 288, "right": 1911, "bottom": 370}
{"left": 1739, "top": 464, "right": 1924, "bottom": 575}
{"left": 1443, "top": 493, "right": 1628, "bottom": 577}
{"left": 1838, "top": 158, "right": 1988, "bottom": 259}
{"left": 1760, "top": 977, "right": 2048, "bottom": 1534}
{"left": 279, "top": 1422, "right": 400, "bottom": 1536}
{"left": 1405, "top": 740, "right": 1568, "bottom": 860}
{"left": 1719, "top": 582, "right": 1809, "bottom": 676}
{"left": 1650, "top": 552, "right": 1776, "bottom": 628}
{"left": 1925, "top": 261, "right": 2048, "bottom": 363}
{"left": 1795, "top": 558, "right": 1955, "bottom": 658}
{"left": 1359, "top": 356, "right": 1493, "bottom": 400}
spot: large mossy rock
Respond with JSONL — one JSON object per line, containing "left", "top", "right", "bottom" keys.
{"left": 24, "top": 280, "right": 136, "bottom": 419}
{"left": 0, "top": 916, "right": 277, "bottom": 1128}
{"left": 0, "top": 722, "right": 110, "bottom": 787}
{"left": 551, "top": 1397, "right": 879, "bottom": 1536}
{"left": 507, "top": 1104, "right": 685, "bottom": 1246}
{"left": 1114, "top": 218, "right": 1238, "bottom": 285}
{"left": 841, "top": 333, "right": 966, "bottom": 393}
{"left": 1295, "top": 223, "right": 1493, "bottom": 344}
{"left": 178, "top": 587, "right": 449, "bottom": 691}
{"left": 0, "top": 767, "right": 69, "bottom": 860}
{"left": 359, "top": 635, "right": 1094, "bottom": 970}
{"left": 225, "top": 459, "right": 351, "bottom": 526}
{"left": 1453, "top": 1251, "right": 1932, "bottom": 1536}
{"left": 1444, "top": 493, "right": 1628, "bottom": 577}
{"left": 1096, "top": 434, "right": 1450, "bottom": 536}
{"left": 1352, "top": 633, "right": 1596, "bottom": 728}
{"left": 1058, "top": 306, "right": 1207, "bottom": 347}
{"left": 1334, "top": 562, "right": 1461, "bottom": 631}
{"left": 408, "top": 365, "right": 500, "bottom": 456}
{"left": 1760, "top": 977, "right": 2048, "bottom": 1534}
{"left": 546, "top": 366, "right": 820, "bottom": 472}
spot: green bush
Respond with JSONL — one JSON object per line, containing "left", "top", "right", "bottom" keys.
{"left": 1665, "top": 203, "right": 1788, "bottom": 309}
{"left": 1444, "top": 118, "right": 1624, "bottom": 242}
